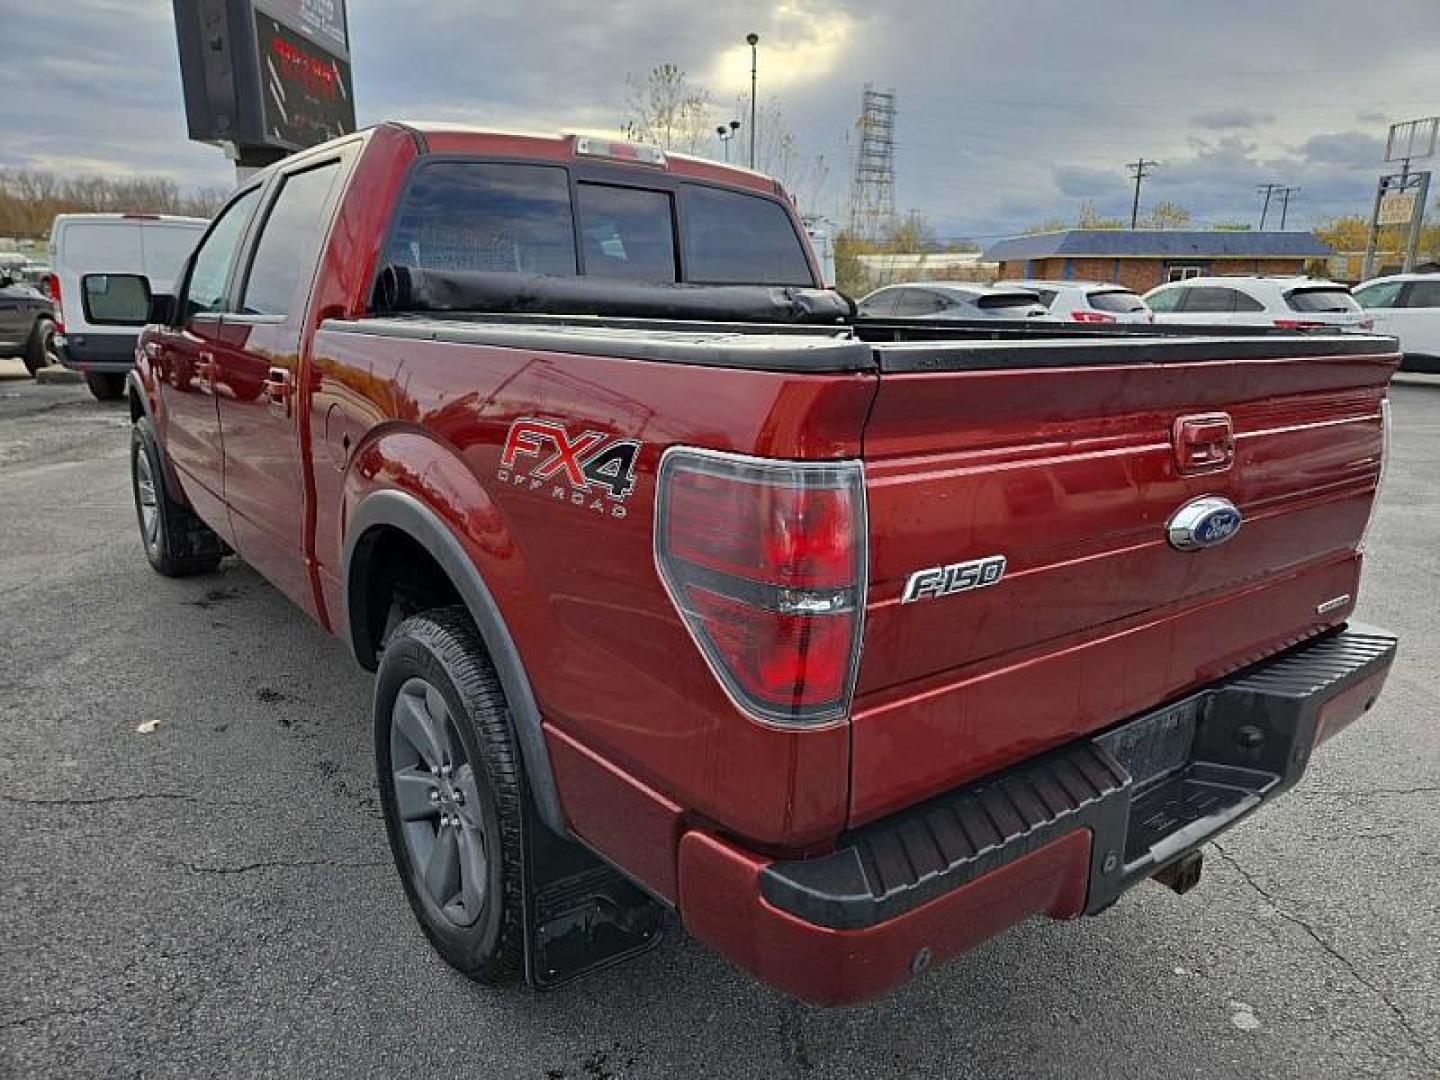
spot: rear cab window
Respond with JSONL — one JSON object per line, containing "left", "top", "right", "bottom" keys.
{"left": 381, "top": 160, "right": 814, "bottom": 289}
{"left": 977, "top": 292, "right": 1042, "bottom": 315}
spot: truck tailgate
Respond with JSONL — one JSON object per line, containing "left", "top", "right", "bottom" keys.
{"left": 851, "top": 335, "right": 1395, "bottom": 826}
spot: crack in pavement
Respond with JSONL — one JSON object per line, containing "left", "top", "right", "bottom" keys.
{"left": 0, "top": 1002, "right": 106, "bottom": 1032}
{"left": 0, "top": 792, "right": 199, "bottom": 807}
{"left": 1298, "top": 785, "right": 1440, "bottom": 799}
{"left": 1210, "top": 840, "right": 1439, "bottom": 1072}
{"left": 177, "top": 858, "right": 387, "bottom": 876}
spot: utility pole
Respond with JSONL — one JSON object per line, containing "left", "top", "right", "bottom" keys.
{"left": 1277, "top": 185, "right": 1300, "bottom": 230}
{"left": 1256, "top": 183, "right": 1281, "bottom": 230}
{"left": 1126, "top": 158, "right": 1157, "bottom": 228}
{"left": 746, "top": 33, "right": 759, "bottom": 169}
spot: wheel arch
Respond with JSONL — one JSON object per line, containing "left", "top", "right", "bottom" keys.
{"left": 343, "top": 488, "right": 566, "bottom": 835}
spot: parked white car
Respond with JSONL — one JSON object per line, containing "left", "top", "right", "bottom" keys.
{"left": 1143, "top": 275, "right": 1371, "bottom": 331}
{"left": 49, "top": 213, "right": 208, "bottom": 400}
{"left": 856, "top": 282, "right": 1048, "bottom": 320}
{"left": 1352, "top": 273, "right": 1440, "bottom": 372}
{"left": 1009, "top": 279, "right": 1153, "bottom": 324}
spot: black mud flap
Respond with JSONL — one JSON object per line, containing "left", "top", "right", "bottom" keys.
{"left": 521, "top": 802, "right": 665, "bottom": 990}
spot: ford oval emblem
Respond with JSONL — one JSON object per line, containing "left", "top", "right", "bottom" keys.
{"left": 1167, "top": 495, "right": 1242, "bottom": 551}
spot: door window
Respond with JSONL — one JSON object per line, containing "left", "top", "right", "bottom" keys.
{"left": 857, "top": 289, "right": 898, "bottom": 317}
{"left": 239, "top": 162, "right": 343, "bottom": 317}
{"left": 1145, "top": 288, "right": 1182, "bottom": 312}
{"left": 183, "top": 188, "right": 262, "bottom": 318}
{"left": 1177, "top": 286, "right": 1238, "bottom": 313}
{"left": 893, "top": 289, "right": 946, "bottom": 316}
{"left": 1354, "top": 281, "right": 1403, "bottom": 308}
{"left": 1402, "top": 279, "right": 1440, "bottom": 308}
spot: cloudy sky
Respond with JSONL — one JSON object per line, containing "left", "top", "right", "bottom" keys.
{"left": 3, "top": 0, "right": 1439, "bottom": 240}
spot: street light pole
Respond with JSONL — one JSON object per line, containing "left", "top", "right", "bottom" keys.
{"left": 746, "top": 33, "right": 759, "bottom": 169}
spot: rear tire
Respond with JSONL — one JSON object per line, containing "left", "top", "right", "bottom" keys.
{"left": 375, "top": 607, "right": 527, "bottom": 984}
{"left": 23, "top": 317, "right": 57, "bottom": 376}
{"left": 85, "top": 371, "right": 126, "bottom": 401}
{"left": 130, "top": 418, "right": 226, "bottom": 577}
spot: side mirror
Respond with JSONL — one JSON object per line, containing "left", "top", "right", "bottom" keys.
{"left": 81, "top": 273, "right": 153, "bottom": 326}
{"left": 148, "top": 292, "right": 178, "bottom": 326}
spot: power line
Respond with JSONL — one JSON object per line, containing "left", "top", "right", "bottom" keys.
{"left": 1126, "top": 158, "right": 1158, "bottom": 229}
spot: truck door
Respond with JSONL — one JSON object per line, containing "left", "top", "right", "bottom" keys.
{"left": 215, "top": 157, "right": 347, "bottom": 618}
{"left": 152, "top": 187, "right": 263, "bottom": 533}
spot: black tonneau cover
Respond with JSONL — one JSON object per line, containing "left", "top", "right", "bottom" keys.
{"left": 373, "top": 265, "right": 854, "bottom": 325}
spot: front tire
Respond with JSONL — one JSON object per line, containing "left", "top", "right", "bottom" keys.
{"left": 375, "top": 607, "right": 526, "bottom": 984}
{"left": 23, "top": 317, "right": 57, "bottom": 376}
{"left": 85, "top": 371, "right": 126, "bottom": 400}
{"left": 130, "top": 418, "right": 227, "bottom": 577}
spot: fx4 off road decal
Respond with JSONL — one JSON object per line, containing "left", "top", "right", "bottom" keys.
{"left": 498, "top": 418, "right": 640, "bottom": 519}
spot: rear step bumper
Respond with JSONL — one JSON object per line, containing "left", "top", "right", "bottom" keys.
{"left": 677, "top": 623, "right": 1396, "bottom": 1005}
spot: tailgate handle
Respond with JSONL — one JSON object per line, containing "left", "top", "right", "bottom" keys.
{"left": 1173, "top": 413, "right": 1234, "bottom": 473}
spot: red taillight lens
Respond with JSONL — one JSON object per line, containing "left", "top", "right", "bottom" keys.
{"left": 1273, "top": 318, "right": 1326, "bottom": 330}
{"left": 1360, "top": 318, "right": 1375, "bottom": 331}
{"left": 46, "top": 273, "right": 64, "bottom": 331}
{"left": 1072, "top": 310, "right": 1116, "bottom": 323}
{"left": 656, "top": 449, "right": 867, "bottom": 726}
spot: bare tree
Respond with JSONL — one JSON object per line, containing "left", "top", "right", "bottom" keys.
{"left": 0, "top": 168, "right": 223, "bottom": 239}
{"left": 621, "top": 64, "right": 713, "bottom": 155}
{"left": 734, "top": 95, "right": 831, "bottom": 215}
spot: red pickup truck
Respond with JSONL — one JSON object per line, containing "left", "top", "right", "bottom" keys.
{"left": 124, "top": 122, "right": 1398, "bottom": 1005}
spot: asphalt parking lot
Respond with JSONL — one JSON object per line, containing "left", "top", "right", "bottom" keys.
{"left": 1, "top": 357, "right": 1436, "bottom": 1079}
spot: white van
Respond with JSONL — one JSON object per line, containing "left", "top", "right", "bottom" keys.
{"left": 49, "top": 213, "right": 208, "bottom": 399}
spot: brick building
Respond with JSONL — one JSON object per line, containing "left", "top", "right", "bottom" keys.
{"left": 983, "top": 230, "right": 1334, "bottom": 292}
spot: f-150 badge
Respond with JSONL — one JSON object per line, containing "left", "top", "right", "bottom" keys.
{"left": 498, "top": 417, "right": 640, "bottom": 519}
{"left": 901, "top": 554, "right": 1007, "bottom": 603}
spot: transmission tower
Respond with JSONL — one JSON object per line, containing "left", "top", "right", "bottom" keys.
{"left": 849, "top": 85, "right": 897, "bottom": 239}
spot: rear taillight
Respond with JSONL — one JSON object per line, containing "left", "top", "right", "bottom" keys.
{"left": 1273, "top": 319, "right": 1327, "bottom": 330}
{"left": 655, "top": 448, "right": 867, "bottom": 726}
{"left": 1360, "top": 318, "right": 1375, "bottom": 331}
{"left": 1071, "top": 310, "right": 1116, "bottom": 323}
{"left": 46, "top": 273, "right": 64, "bottom": 332}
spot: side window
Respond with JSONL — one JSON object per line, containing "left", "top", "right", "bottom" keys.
{"left": 1032, "top": 288, "right": 1058, "bottom": 307}
{"left": 183, "top": 188, "right": 262, "bottom": 317}
{"left": 894, "top": 289, "right": 943, "bottom": 316}
{"left": 1403, "top": 280, "right": 1440, "bottom": 308}
{"left": 1180, "top": 287, "right": 1237, "bottom": 314}
{"left": 239, "top": 161, "right": 342, "bottom": 317}
{"left": 1355, "top": 281, "right": 1403, "bottom": 309}
{"left": 1145, "top": 288, "right": 1182, "bottom": 312}
{"left": 858, "top": 289, "right": 897, "bottom": 317}
{"left": 575, "top": 184, "right": 676, "bottom": 282}
{"left": 1232, "top": 289, "right": 1265, "bottom": 312}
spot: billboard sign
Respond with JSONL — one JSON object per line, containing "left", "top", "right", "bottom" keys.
{"left": 174, "top": 0, "right": 354, "bottom": 164}
{"left": 1385, "top": 117, "right": 1437, "bottom": 164}
{"left": 1378, "top": 189, "right": 1418, "bottom": 227}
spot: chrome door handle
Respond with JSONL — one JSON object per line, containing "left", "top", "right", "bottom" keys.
{"left": 262, "top": 367, "right": 294, "bottom": 415}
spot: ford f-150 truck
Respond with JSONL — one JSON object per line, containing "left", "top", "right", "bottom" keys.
{"left": 123, "top": 122, "right": 1398, "bottom": 1005}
